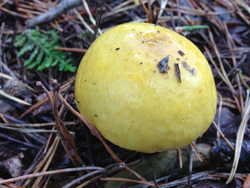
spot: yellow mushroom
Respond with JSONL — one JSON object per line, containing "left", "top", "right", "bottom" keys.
{"left": 75, "top": 23, "right": 217, "bottom": 153}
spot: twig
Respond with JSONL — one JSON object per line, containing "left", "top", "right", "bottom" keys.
{"left": 0, "top": 6, "right": 29, "bottom": 19}
{"left": 0, "top": 133, "right": 40, "bottom": 150}
{"left": 0, "top": 167, "right": 103, "bottom": 185}
{"left": 212, "top": 121, "right": 235, "bottom": 151}
{"left": 190, "top": 143, "right": 203, "bottom": 162}
{"left": 188, "top": 144, "right": 194, "bottom": 187}
{"left": 177, "top": 149, "right": 183, "bottom": 169}
{"left": 63, "top": 169, "right": 103, "bottom": 188}
{"left": 93, "top": 4, "right": 103, "bottom": 40}
{"left": 101, "top": 177, "right": 155, "bottom": 187}
{"left": 0, "top": 111, "right": 10, "bottom": 125}
{"left": 53, "top": 47, "right": 87, "bottom": 53}
{"left": 170, "top": 9, "right": 175, "bottom": 31}
{"left": 76, "top": 175, "right": 101, "bottom": 188}
{"left": 0, "top": 178, "right": 22, "bottom": 188}
{"left": 0, "top": 22, "right": 4, "bottom": 67}
{"left": 26, "top": 0, "right": 82, "bottom": 27}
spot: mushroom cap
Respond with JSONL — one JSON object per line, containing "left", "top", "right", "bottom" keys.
{"left": 75, "top": 23, "right": 217, "bottom": 153}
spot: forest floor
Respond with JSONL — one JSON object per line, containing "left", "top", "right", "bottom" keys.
{"left": 0, "top": 0, "right": 250, "bottom": 187}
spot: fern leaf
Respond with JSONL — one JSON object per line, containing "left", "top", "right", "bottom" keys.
{"left": 59, "top": 59, "right": 76, "bottom": 72}
{"left": 51, "top": 58, "right": 59, "bottom": 67}
{"left": 43, "top": 56, "right": 53, "bottom": 68}
{"left": 27, "top": 51, "right": 44, "bottom": 69}
{"left": 17, "top": 41, "right": 35, "bottom": 56}
{"left": 15, "top": 28, "right": 76, "bottom": 72}
{"left": 23, "top": 46, "right": 39, "bottom": 66}
{"left": 14, "top": 36, "right": 27, "bottom": 47}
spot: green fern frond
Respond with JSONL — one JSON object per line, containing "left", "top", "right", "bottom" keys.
{"left": 23, "top": 46, "right": 39, "bottom": 66}
{"left": 14, "top": 29, "right": 76, "bottom": 72}
{"left": 14, "top": 36, "right": 26, "bottom": 47}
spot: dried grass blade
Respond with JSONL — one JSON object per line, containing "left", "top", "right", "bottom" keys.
{"left": 158, "top": 0, "right": 168, "bottom": 18}
{"left": 31, "top": 138, "right": 59, "bottom": 188}
{"left": 204, "top": 46, "right": 226, "bottom": 83}
{"left": 230, "top": 0, "right": 250, "bottom": 24}
{"left": 226, "top": 91, "right": 250, "bottom": 184}
{"left": 233, "top": 0, "right": 250, "bottom": 14}
{"left": 208, "top": 29, "right": 241, "bottom": 112}
{"left": 217, "top": 93, "right": 223, "bottom": 146}
{"left": 82, "top": 0, "right": 102, "bottom": 35}
{"left": 23, "top": 137, "right": 58, "bottom": 187}
{"left": 223, "top": 21, "right": 243, "bottom": 112}
{"left": 0, "top": 90, "right": 31, "bottom": 106}
{"left": 73, "top": 8, "right": 94, "bottom": 34}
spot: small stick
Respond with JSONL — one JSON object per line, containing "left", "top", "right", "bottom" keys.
{"left": 0, "top": 167, "right": 103, "bottom": 185}
{"left": 190, "top": 143, "right": 203, "bottom": 162}
{"left": 53, "top": 47, "right": 87, "bottom": 53}
{"left": 178, "top": 149, "right": 183, "bottom": 168}
{"left": 0, "top": 111, "right": 10, "bottom": 125}
{"left": 188, "top": 144, "right": 194, "bottom": 187}
{"left": 212, "top": 121, "right": 234, "bottom": 151}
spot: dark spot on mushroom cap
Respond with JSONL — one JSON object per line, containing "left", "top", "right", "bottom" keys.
{"left": 175, "top": 63, "right": 181, "bottom": 83}
{"left": 116, "top": 48, "right": 120, "bottom": 50}
{"left": 158, "top": 55, "right": 170, "bottom": 73}
{"left": 95, "top": 114, "right": 98, "bottom": 117}
{"left": 178, "top": 50, "right": 185, "bottom": 56}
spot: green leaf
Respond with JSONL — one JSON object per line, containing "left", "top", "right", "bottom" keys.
{"left": 14, "top": 28, "right": 76, "bottom": 72}
{"left": 43, "top": 56, "right": 53, "bottom": 68}
{"left": 14, "top": 36, "right": 27, "bottom": 47}
{"left": 23, "top": 46, "right": 39, "bottom": 66}
{"left": 17, "top": 41, "right": 35, "bottom": 56}
{"left": 59, "top": 59, "right": 76, "bottom": 72}
{"left": 51, "top": 58, "right": 59, "bottom": 67}
{"left": 27, "top": 51, "right": 44, "bottom": 69}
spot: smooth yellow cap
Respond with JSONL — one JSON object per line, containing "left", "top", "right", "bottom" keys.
{"left": 75, "top": 23, "right": 217, "bottom": 153}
